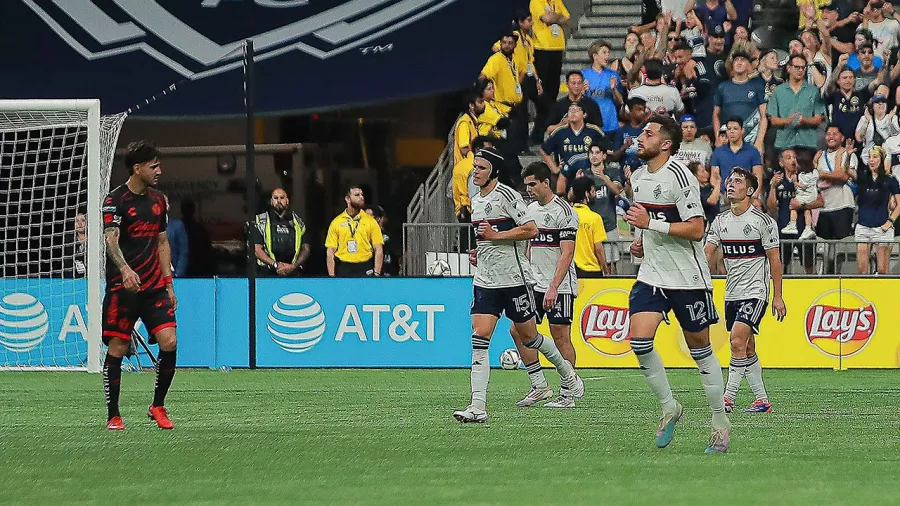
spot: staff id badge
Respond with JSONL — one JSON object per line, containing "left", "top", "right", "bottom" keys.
{"left": 551, "top": 24, "right": 560, "bottom": 37}
{"left": 347, "top": 240, "right": 358, "bottom": 253}
{"left": 527, "top": 63, "right": 534, "bottom": 76}
{"left": 515, "top": 81, "right": 522, "bottom": 95}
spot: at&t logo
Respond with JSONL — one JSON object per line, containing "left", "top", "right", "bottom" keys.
{"left": 268, "top": 293, "right": 326, "bottom": 353}
{"left": 0, "top": 293, "right": 49, "bottom": 352}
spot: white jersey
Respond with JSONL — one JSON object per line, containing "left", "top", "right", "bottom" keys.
{"left": 527, "top": 196, "right": 579, "bottom": 294}
{"left": 471, "top": 182, "right": 534, "bottom": 289}
{"left": 631, "top": 157, "right": 712, "bottom": 290}
{"left": 628, "top": 83, "right": 684, "bottom": 117}
{"left": 706, "top": 206, "right": 779, "bottom": 301}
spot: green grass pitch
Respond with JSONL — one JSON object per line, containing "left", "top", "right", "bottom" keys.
{"left": 1, "top": 369, "right": 899, "bottom": 505}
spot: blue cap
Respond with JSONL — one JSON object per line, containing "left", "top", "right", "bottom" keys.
{"left": 680, "top": 114, "right": 697, "bottom": 124}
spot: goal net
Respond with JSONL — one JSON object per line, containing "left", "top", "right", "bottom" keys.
{"left": 0, "top": 100, "right": 125, "bottom": 372}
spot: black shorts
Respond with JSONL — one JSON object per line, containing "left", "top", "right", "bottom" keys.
{"left": 816, "top": 208, "right": 854, "bottom": 240}
{"left": 628, "top": 281, "right": 718, "bottom": 333}
{"left": 533, "top": 290, "right": 574, "bottom": 325}
{"left": 471, "top": 285, "right": 536, "bottom": 323}
{"left": 725, "top": 298, "right": 768, "bottom": 334}
{"left": 102, "top": 288, "right": 176, "bottom": 344}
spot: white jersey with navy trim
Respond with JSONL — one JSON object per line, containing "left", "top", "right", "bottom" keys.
{"left": 631, "top": 157, "right": 713, "bottom": 290}
{"left": 528, "top": 196, "right": 579, "bottom": 294}
{"left": 471, "top": 182, "right": 535, "bottom": 289}
{"left": 706, "top": 206, "right": 779, "bottom": 301}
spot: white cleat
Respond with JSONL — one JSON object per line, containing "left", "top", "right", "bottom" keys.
{"left": 799, "top": 227, "right": 816, "bottom": 241}
{"left": 544, "top": 395, "right": 576, "bottom": 408}
{"left": 516, "top": 385, "right": 554, "bottom": 407}
{"left": 781, "top": 222, "right": 799, "bottom": 235}
{"left": 562, "top": 374, "right": 585, "bottom": 399}
{"left": 452, "top": 405, "right": 488, "bottom": 423}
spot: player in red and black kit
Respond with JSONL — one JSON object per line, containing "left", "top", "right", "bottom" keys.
{"left": 102, "top": 141, "right": 178, "bottom": 431}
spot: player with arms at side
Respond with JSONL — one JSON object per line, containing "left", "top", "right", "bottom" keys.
{"left": 454, "top": 148, "right": 583, "bottom": 423}
{"left": 624, "top": 114, "right": 730, "bottom": 453}
{"left": 704, "top": 168, "right": 786, "bottom": 413}
{"left": 509, "top": 161, "right": 583, "bottom": 408}
{"left": 102, "top": 141, "right": 178, "bottom": 431}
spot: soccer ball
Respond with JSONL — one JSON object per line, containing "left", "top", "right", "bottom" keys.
{"left": 427, "top": 259, "right": 452, "bottom": 277}
{"left": 500, "top": 348, "right": 521, "bottom": 370}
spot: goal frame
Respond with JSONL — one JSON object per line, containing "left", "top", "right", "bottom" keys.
{"left": 0, "top": 99, "right": 103, "bottom": 373}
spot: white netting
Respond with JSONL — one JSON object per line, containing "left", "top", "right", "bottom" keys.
{"left": 0, "top": 108, "right": 125, "bottom": 370}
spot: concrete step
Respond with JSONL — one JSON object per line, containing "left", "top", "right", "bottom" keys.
{"left": 588, "top": 3, "right": 643, "bottom": 16}
{"left": 579, "top": 14, "right": 641, "bottom": 28}
{"left": 577, "top": 26, "right": 631, "bottom": 39}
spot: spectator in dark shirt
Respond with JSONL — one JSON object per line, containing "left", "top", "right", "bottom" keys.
{"left": 688, "top": 161, "right": 721, "bottom": 227}
{"left": 854, "top": 146, "right": 900, "bottom": 273}
{"left": 611, "top": 97, "right": 647, "bottom": 174}
{"left": 544, "top": 71, "right": 603, "bottom": 139}
{"left": 766, "top": 149, "right": 815, "bottom": 274}
{"left": 686, "top": 0, "right": 738, "bottom": 33}
{"left": 825, "top": 53, "right": 885, "bottom": 141}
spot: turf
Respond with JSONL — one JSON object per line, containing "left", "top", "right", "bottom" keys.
{"left": 1, "top": 369, "right": 899, "bottom": 505}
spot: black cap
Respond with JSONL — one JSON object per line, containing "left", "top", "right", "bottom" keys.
{"left": 710, "top": 24, "right": 726, "bottom": 38}
{"left": 821, "top": 2, "right": 838, "bottom": 10}
{"left": 474, "top": 147, "right": 505, "bottom": 182}
{"left": 731, "top": 49, "right": 753, "bottom": 61}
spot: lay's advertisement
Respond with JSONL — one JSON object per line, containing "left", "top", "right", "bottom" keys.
{"left": 538, "top": 278, "right": 897, "bottom": 370}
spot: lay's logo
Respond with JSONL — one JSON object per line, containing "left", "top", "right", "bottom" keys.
{"left": 580, "top": 288, "right": 631, "bottom": 357}
{"left": 805, "top": 290, "right": 877, "bottom": 358}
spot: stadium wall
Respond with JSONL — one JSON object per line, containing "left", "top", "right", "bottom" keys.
{"left": 0, "top": 277, "right": 893, "bottom": 370}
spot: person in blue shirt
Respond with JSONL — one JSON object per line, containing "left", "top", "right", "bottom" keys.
{"left": 710, "top": 116, "right": 764, "bottom": 201}
{"left": 164, "top": 197, "right": 189, "bottom": 278}
{"left": 611, "top": 97, "right": 646, "bottom": 175}
{"left": 854, "top": 146, "right": 900, "bottom": 274}
{"left": 583, "top": 40, "right": 624, "bottom": 139}
{"left": 539, "top": 100, "right": 608, "bottom": 193}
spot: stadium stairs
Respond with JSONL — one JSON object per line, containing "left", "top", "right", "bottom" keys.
{"left": 563, "top": 0, "right": 643, "bottom": 74}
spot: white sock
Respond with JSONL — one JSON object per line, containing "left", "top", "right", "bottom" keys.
{"left": 690, "top": 345, "right": 729, "bottom": 429}
{"left": 745, "top": 355, "right": 769, "bottom": 402}
{"left": 525, "top": 334, "right": 574, "bottom": 379}
{"left": 631, "top": 337, "right": 677, "bottom": 414}
{"left": 524, "top": 360, "right": 548, "bottom": 389}
{"left": 470, "top": 335, "right": 491, "bottom": 411}
{"left": 725, "top": 356, "right": 753, "bottom": 402}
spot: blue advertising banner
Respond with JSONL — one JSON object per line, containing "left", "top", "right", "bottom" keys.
{"left": 5, "top": 0, "right": 521, "bottom": 116}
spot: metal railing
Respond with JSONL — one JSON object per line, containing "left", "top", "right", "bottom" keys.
{"left": 402, "top": 222, "right": 900, "bottom": 277}
{"left": 406, "top": 119, "right": 457, "bottom": 225}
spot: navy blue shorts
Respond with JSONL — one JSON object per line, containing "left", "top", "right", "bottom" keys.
{"left": 533, "top": 291, "right": 573, "bottom": 325}
{"left": 628, "top": 281, "right": 718, "bottom": 333}
{"left": 725, "top": 298, "right": 767, "bottom": 334}
{"left": 471, "top": 285, "right": 536, "bottom": 323}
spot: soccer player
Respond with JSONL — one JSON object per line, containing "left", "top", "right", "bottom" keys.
{"left": 508, "top": 162, "right": 582, "bottom": 408}
{"left": 453, "top": 148, "right": 583, "bottom": 423}
{"left": 624, "top": 114, "right": 730, "bottom": 454}
{"left": 704, "top": 168, "right": 787, "bottom": 413}
{"left": 102, "top": 141, "right": 178, "bottom": 431}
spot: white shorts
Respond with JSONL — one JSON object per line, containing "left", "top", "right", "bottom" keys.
{"left": 795, "top": 189, "right": 818, "bottom": 205}
{"left": 603, "top": 228, "right": 621, "bottom": 263}
{"left": 854, "top": 224, "right": 894, "bottom": 243}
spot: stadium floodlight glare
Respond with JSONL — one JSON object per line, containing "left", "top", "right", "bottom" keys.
{"left": 0, "top": 100, "right": 126, "bottom": 373}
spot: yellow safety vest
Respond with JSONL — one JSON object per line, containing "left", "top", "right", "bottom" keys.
{"left": 256, "top": 212, "right": 305, "bottom": 266}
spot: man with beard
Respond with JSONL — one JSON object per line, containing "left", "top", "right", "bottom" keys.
{"left": 252, "top": 188, "right": 310, "bottom": 277}
{"left": 480, "top": 32, "right": 527, "bottom": 154}
{"left": 326, "top": 185, "right": 384, "bottom": 277}
{"left": 824, "top": 52, "right": 890, "bottom": 141}
{"left": 452, "top": 91, "right": 485, "bottom": 165}
{"left": 676, "top": 114, "right": 713, "bottom": 165}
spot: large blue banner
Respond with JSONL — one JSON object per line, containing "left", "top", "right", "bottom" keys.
{"left": 5, "top": 0, "right": 520, "bottom": 116}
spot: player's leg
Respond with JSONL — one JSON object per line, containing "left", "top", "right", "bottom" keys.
{"left": 543, "top": 293, "right": 583, "bottom": 407}
{"left": 454, "top": 287, "right": 501, "bottom": 422}
{"left": 723, "top": 301, "right": 750, "bottom": 412}
{"left": 142, "top": 289, "right": 177, "bottom": 429}
{"left": 675, "top": 290, "right": 729, "bottom": 453}
{"left": 509, "top": 325, "right": 552, "bottom": 407}
{"left": 101, "top": 290, "right": 137, "bottom": 430}
{"left": 742, "top": 333, "right": 772, "bottom": 412}
{"left": 628, "top": 282, "right": 683, "bottom": 447}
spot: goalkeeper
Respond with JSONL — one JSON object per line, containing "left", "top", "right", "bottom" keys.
{"left": 101, "top": 141, "right": 178, "bottom": 431}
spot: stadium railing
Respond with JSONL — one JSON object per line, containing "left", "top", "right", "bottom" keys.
{"left": 402, "top": 222, "right": 900, "bottom": 277}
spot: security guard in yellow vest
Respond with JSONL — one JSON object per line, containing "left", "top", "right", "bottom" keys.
{"left": 326, "top": 185, "right": 384, "bottom": 277}
{"left": 252, "top": 188, "right": 310, "bottom": 277}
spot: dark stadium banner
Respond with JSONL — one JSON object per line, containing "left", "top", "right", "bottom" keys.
{"left": 4, "top": 0, "right": 521, "bottom": 117}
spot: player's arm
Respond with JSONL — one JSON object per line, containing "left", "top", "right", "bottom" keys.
{"left": 766, "top": 247, "right": 786, "bottom": 321}
{"left": 104, "top": 228, "right": 140, "bottom": 292}
{"left": 703, "top": 217, "right": 721, "bottom": 265}
{"left": 481, "top": 196, "right": 539, "bottom": 241}
{"left": 157, "top": 231, "right": 177, "bottom": 310}
{"left": 545, "top": 230, "right": 576, "bottom": 308}
{"left": 625, "top": 206, "right": 705, "bottom": 241}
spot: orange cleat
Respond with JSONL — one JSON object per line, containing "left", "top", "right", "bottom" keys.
{"left": 106, "top": 415, "right": 126, "bottom": 431}
{"left": 147, "top": 405, "right": 175, "bottom": 429}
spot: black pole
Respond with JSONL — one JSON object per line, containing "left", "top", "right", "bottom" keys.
{"left": 244, "top": 39, "right": 257, "bottom": 369}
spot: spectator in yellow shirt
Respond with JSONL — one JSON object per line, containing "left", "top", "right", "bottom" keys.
{"left": 531, "top": 0, "right": 570, "bottom": 145}
{"left": 570, "top": 177, "right": 608, "bottom": 277}
{"left": 493, "top": 12, "right": 545, "bottom": 129}
{"left": 453, "top": 92, "right": 485, "bottom": 165}
{"left": 480, "top": 32, "right": 524, "bottom": 110}
{"left": 453, "top": 137, "right": 493, "bottom": 221}
{"left": 476, "top": 79, "right": 509, "bottom": 139}
{"left": 325, "top": 185, "right": 384, "bottom": 277}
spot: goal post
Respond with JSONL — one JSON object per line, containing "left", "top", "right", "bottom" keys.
{"left": 0, "top": 99, "right": 125, "bottom": 372}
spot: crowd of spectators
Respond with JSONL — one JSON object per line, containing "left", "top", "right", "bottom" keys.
{"left": 451, "top": 0, "right": 900, "bottom": 275}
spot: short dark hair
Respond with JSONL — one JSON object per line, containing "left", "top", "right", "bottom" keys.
{"left": 571, "top": 177, "right": 595, "bottom": 203}
{"left": 472, "top": 135, "right": 493, "bottom": 152}
{"left": 647, "top": 113, "right": 682, "bottom": 154}
{"left": 673, "top": 41, "right": 691, "bottom": 53}
{"left": 725, "top": 116, "right": 744, "bottom": 128}
{"left": 523, "top": 161, "right": 552, "bottom": 183}
{"left": 516, "top": 9, "right": 531, "bottom": 22}
{"left": 588, "top": 143, "right": 605, "bottom": 153}
{"left": 569, "top": 99, "right": 587, "bottom": 115}
{"left": 123, "top": 140, "right": 160, "bottom": 173}
{"left": 566, "top": 70, "right": 584, "bottom": 83}
{"left": 644, "top": 59, "right": 665, "bottom": 80}
{"left": 627, "top": 96, "right": 647, "bottom": 109}
{"left": 475, "top": 77, "right": 492, "bottom": 97}
{"left": 730, "top": 167, "right": 759, "bottom": 194}
{"left": 465, "top": 91, "right": 480, "bottom": 109}
{"left": 368, "top": 205, "right": 386, "bottom": 219}
{"left": 826, "top": 123, "right": 843, "bottom": 134}
{"left": 687, "top": 161, "right": 703, "bottom": 176}
{"left": 345, "top": 184, "right": 362, "bottom": 197}
{"left": 789, "top": 53, "right": 808, "bottom": 67}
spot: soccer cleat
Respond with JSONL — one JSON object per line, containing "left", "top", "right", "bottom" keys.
{"left": 780, "top": 222, "right": 799, "bottom": 235}
{"left": 544, "top": 395, "right": 576, "bottom": 408}
{"left": 452, "top": 405, "right": 488, "bottom": 423}
{"left": 655, "top": 401, "right": 684, "bottom": 448}
{"left": 799, "top": 227, "right": 816, "bottom": 241}
{"left": 705, "top": 427, "right": 731, "bottom": 454}
{"left": 516, "top": 386, "right": 553, "bottom": 407}
{"left": 724, "top": 397, "right": 734, "bottom": 413}
{"left": 148, "top": 405, "right": 175, "bottom": 429}
{"left": 743, "top": 399, "right": 773, "bottom": 413}
{"left": 561, "top": 373, "right": 585, "bottom": 399}
{"left": 106, "top": 416, "right": 125, "bottom": 431}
